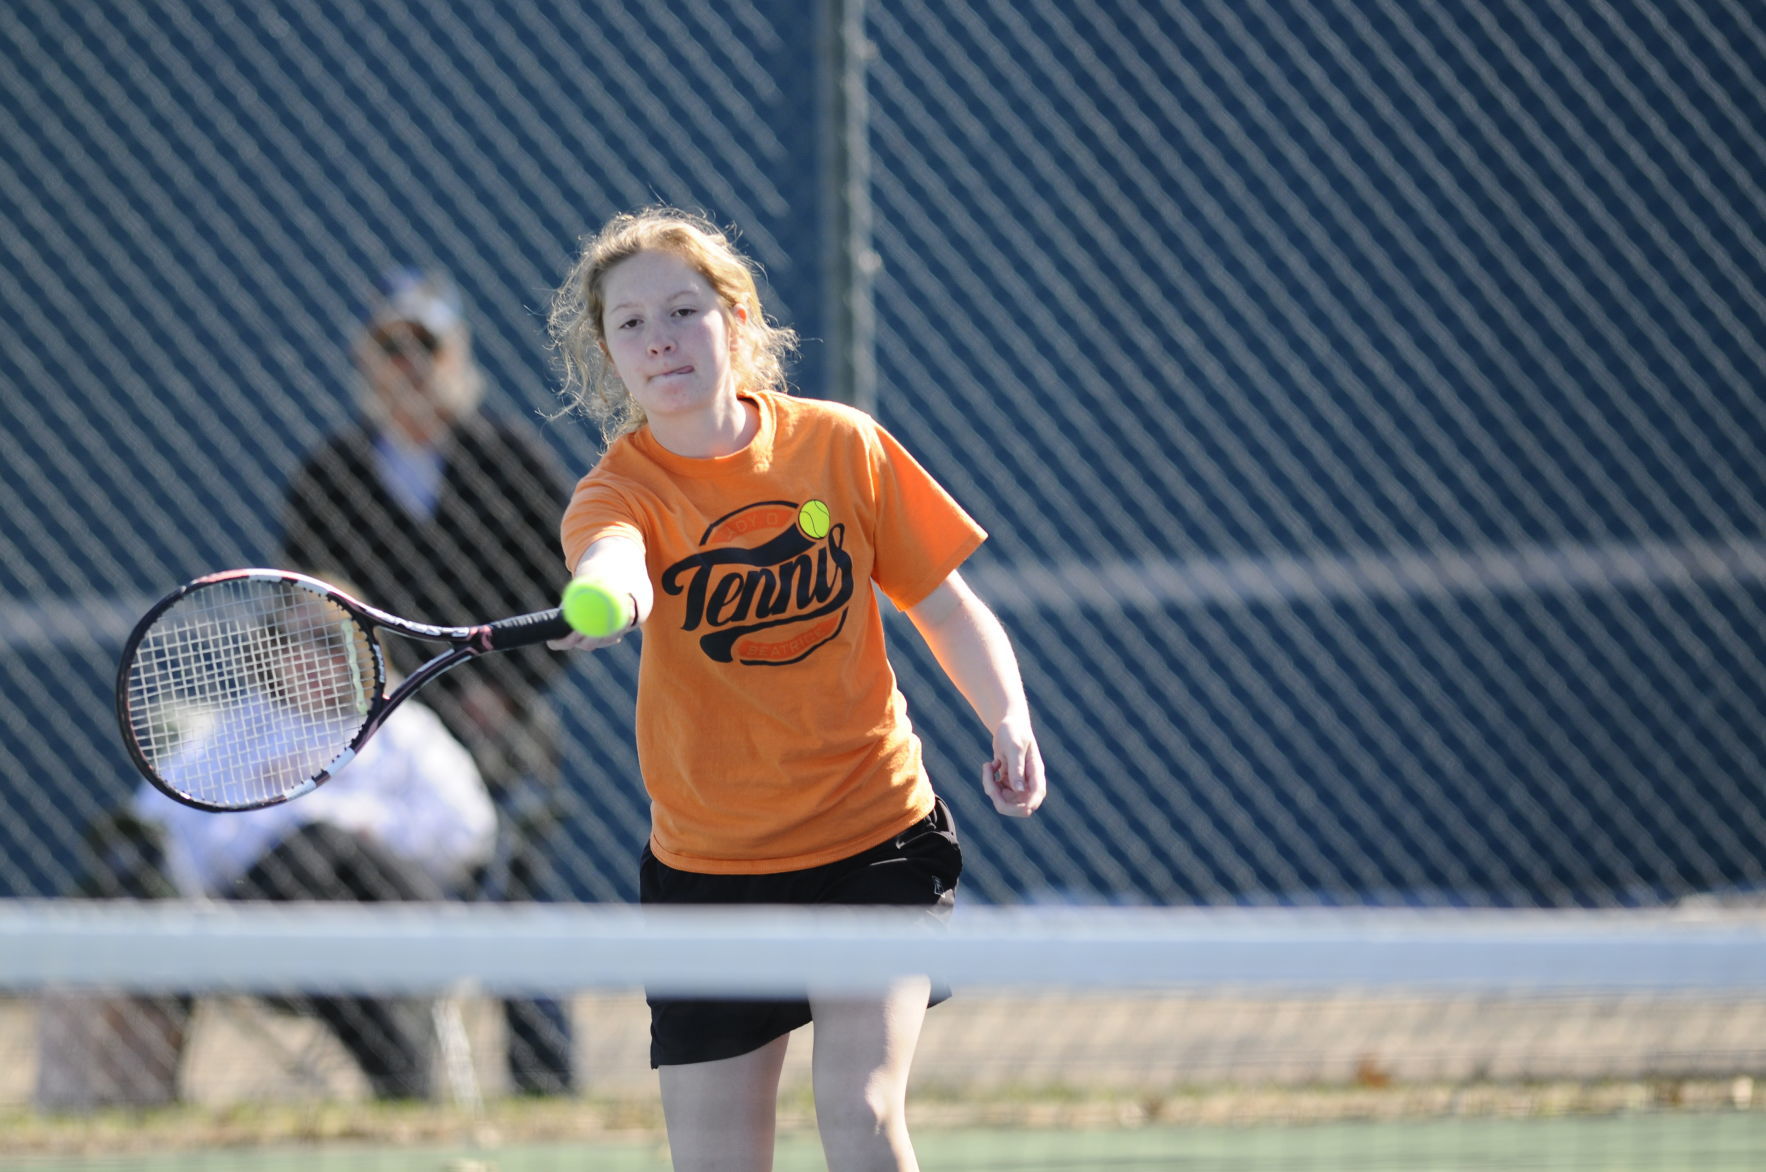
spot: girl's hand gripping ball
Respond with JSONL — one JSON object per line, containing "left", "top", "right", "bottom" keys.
{"left": 561, "top": 578, "right": 633, "bottom": 638}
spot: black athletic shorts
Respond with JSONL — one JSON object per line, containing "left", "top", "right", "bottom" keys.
{"left": 639, "top": 795, "right": 962, "bottom": 1068}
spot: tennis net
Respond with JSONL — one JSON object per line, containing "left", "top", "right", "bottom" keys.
{"left": 3, "top": 900, "right": 1765, "bottom": 1170}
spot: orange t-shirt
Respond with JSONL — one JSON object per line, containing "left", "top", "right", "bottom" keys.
{"left": 560, "top": 391, "right": 986, "bottom": 873}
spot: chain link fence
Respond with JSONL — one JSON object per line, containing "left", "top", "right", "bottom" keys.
{"left": 8, "top": 0, "right": 1766, "bottom": 1129}
{"left": 868, "top": 0, "right": 1766, "bottom": 908}
{"left": 6, "top": 0, "right": 1766, "bottom": 925}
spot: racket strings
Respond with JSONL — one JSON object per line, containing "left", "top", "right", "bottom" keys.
{"left": 124, "top": 578, "right": 380, "bottom": 808}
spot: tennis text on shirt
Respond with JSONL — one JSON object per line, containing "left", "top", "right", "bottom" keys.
{"left": 560, "top": 391, "right": 985, "bottom": 874}
{"left": 664, "top": 500, "right": 854, "bottom": 664}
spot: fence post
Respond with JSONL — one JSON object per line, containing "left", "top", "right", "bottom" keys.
{"left": 820, "top": 0, "right": 877, "bottom": 413}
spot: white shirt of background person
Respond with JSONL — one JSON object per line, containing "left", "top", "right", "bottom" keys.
{"left": 135, "top": 698, "right": 496, "bottom": 899}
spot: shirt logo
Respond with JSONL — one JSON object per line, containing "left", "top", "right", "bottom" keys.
{"left": 661, "top": 499, "right": 854, "bottom": 665}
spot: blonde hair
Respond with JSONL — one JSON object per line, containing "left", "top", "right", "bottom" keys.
{"left": 548, "top": 207, "right": 797, "bottom": 441}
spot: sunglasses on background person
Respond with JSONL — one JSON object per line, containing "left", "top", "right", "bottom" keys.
{"left": 372, "top": 323, "right": 443, "bottom": 359}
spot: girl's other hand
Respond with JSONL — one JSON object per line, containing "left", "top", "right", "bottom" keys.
{"left": 982, "top": 718, "right": 1045, "bottom": 817}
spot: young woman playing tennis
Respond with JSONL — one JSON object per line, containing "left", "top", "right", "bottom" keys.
{"left": 548, "top": 207, "right": 1045, "bottom": 1172}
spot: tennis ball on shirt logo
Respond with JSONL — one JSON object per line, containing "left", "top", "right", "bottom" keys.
{"left": 561, "top": 578, "right": 631, "bottom": 638}
{"left": 798, "top": 499, "right": 831, "bottom": 540}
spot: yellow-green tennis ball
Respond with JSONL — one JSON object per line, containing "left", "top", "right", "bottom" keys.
{"left": 562, "top": 579, "right": 628, "bottom": 637}
{"left": 798, "top": 499, "right": 831, "bottom": 539}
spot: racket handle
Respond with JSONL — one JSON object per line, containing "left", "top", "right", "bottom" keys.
{"left": 482, "top": 608, "right": 575, "bottom": 648}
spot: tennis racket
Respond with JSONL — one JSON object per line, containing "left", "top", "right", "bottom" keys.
{"left": 116, "top": 568, "right": 571, "bottom": 812}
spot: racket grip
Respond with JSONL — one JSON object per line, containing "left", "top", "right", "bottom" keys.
{"left": 483, "top": 608, "right": 575, "bottom": 648}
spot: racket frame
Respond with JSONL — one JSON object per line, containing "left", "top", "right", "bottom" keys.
{"left": 116, "top": 567, "right": 570, "bottom": 812}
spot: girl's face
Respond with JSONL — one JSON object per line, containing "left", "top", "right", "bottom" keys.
{"left": 600, "top": 249, "right": 743, "bottom": 425}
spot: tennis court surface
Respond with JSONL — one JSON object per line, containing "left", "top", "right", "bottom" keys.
{"left": 11, "top": 1115, "right": 1766, "bottom": 1171}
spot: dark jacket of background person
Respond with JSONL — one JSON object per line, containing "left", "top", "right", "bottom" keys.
{"left": 281, "top": 414, "right": 570, "bottom": 793}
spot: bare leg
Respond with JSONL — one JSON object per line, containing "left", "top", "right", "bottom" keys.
{"left": 658, "top": 1034, "right": 791, "bottom": 1172}
{"left": 810, "top": 977, "right": 931, "bottom": 1172}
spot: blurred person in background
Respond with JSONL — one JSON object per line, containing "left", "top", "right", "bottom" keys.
{"left": 279, "top": 268, "right": 580, "bottom": 1094}
{"left": 130, "top": 641, "right": 496, "bottom": 1101}
{"left": 49, "top": 597, "right": 495, "bottom": 1106}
